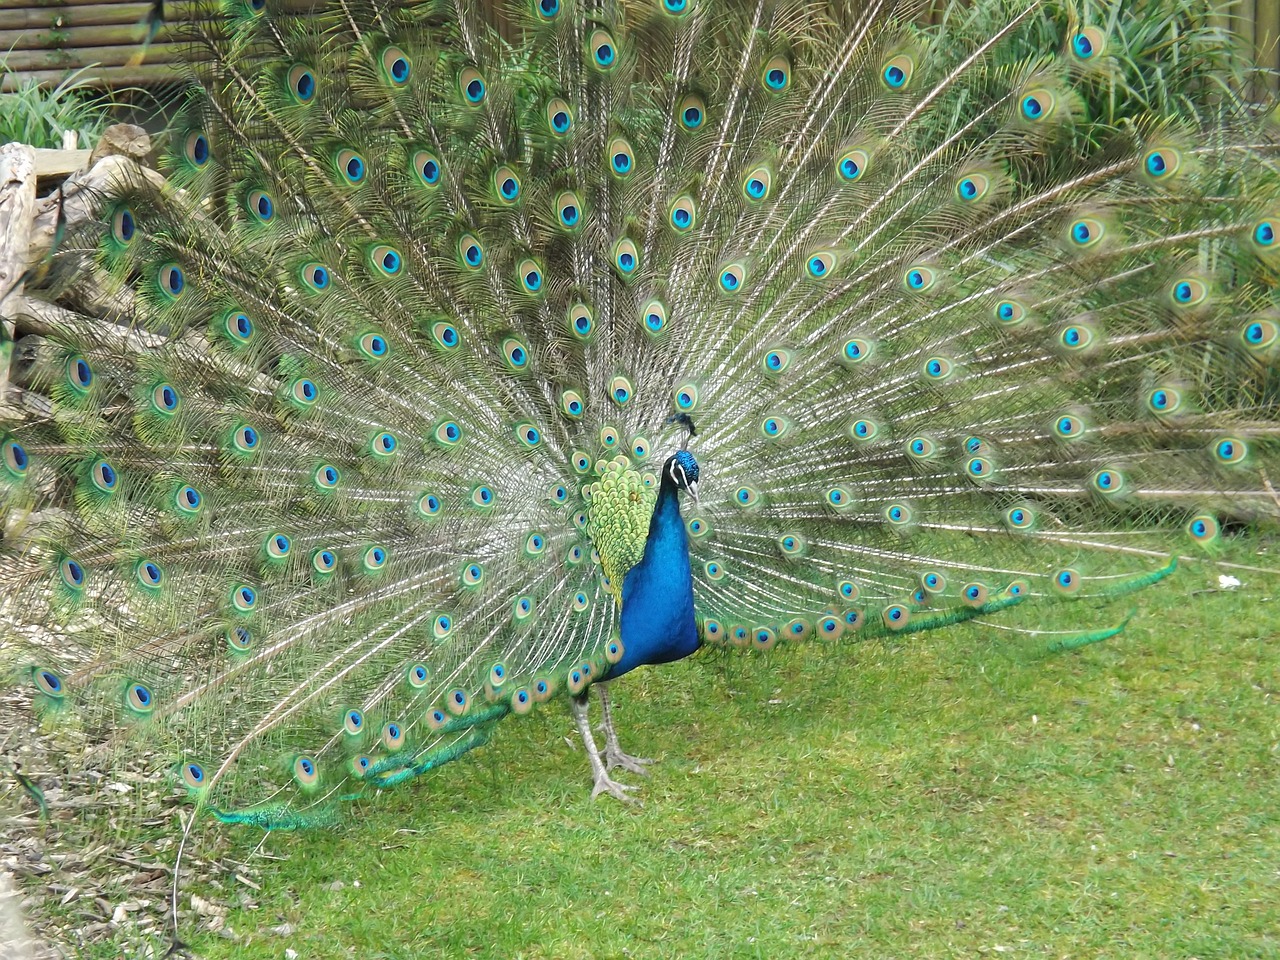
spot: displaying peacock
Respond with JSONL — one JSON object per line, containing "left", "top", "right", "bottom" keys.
{"left": 2, "top": 0, "right": 1279, "bottom": 848}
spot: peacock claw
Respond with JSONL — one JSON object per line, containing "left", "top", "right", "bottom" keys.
{"left": 591, "top": 773, "right": 640, "bottom": 804}
{"left": 604, "top": 744, "right": 652, "bottom": 776}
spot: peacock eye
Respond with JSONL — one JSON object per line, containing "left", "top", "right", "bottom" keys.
{"left": 881, "top": 53, "right": 915, "bottom": 89}
{"left": 382, "top": 47, "right": 411, "bottom": 86}
{"left": 762, "top": 55, "right": 790, "bottom": 91}
{"left": 836, "top": 147, "right": 870, "bottom": 183}
{"left": 301, "top": 262, "right": 331, "bottom": 292}
{"left": 459, "top": 234, "right": 484, "bottom": 269}
{"left": 742, "top": 166, "right": 772, "bottom": 201}
{"left": 1070, "top": 27, "right": 1106, "bottom": 61}
{"left": 678, "top": 94, "right": 705, "bottom": 130}
{"left": 1019, "top": 87, "right": 1057, "bottom": 122}
{"left": 555, "top": 191, "right": 583, "bottom": 230}
{"left": 494, "top": 165, "right": 521, "bottom": 203}
{"left": 517, "top": 259, "right": 543, "bottom": 294}
{"left": 184, "top": 131, "right": 210, "bottom": 166}
{"left": 607, "top": 137, "right": 635, "bottom": 177}
{"left": 287, "top": 65, "right": 316, "bottom": 102}
{"left": 610, "top": 375, "right": 633, "bottom": 406}
{"left": 672, "top": 382, "right": 700, "bottom": 411}
{"left": 669, "top": 195, "right": 696, "bottom": 232}
{"left": 589, "top": 30, "right": 617, "bottom": 70}
{"left": 955, "top": 172, "right": 990, "bottom": 202}
{"left": 459, "top": 67, "right": 486, "bottom": 103}
{"left": 640, "top": 299, "right": 668, "bottom": 335}
{"left": 412, "top": 150, "right": 441, "bottom": 186}
{"left": 335, "top": 148, "right": 366, "bottom": 185}
{"left": 613, "top": 238, "right": 639, "bottom": 275}
{"left": 110, "top": 206, "right": 137, "bottom": 245}
{"left": 157, "top": 263, "right": 185, "bottom": 298}
{"left": 718, "top": 263, "right": 745, "bottom": 293}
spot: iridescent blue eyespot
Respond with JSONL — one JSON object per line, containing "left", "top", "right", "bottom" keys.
{"left": 158, "top": 264, "right": 185, "bottom": 298}
{"left": 461, "top": 68, "right": 487, "bottom": 103}
{"left": 177, "top": 485, "right": 201, "bottom": 512}
{"left": 1242, "top": 318, "right": 1278, "bottom": 349}
{"left": 417, "top": 153, "right": 440, "bottom": 184}
{"left": 1214, "top": 437, "right": 1247, "bottom": 464}
{"left": 185, "top": 132, "right": 209, "bottom": 166}
{"left": 590, "top": 30, "right": 617, "bottom": 69}
{"left": 68, "top": 356, "right": 92, "bottom": 391}
{"left": 137, "top": 560, "right": 163, "bottom": 587}
{"left": 61, "top": 558, "right": 85, "bottom": 588}
{"left": 303, "top": 263, "right": 330, "bottom": 291}
{"left": 288, "top": 65, "right": 316, "bottom": 102}
{"left": 34, "top": 669, "right": 63, "bottom": 697}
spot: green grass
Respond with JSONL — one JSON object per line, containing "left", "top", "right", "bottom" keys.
{"left": 112, "top": 546, "right": 1273, "bottom": 959}
{"left": 9, "top": 541, "right": 1276, "bottom": 957}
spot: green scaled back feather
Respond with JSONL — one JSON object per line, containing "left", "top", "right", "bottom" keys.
{"left": 1, "top": 0, "right": 1278, "bottom": 828}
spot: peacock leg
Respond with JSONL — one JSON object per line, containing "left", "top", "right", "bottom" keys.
{"left": 596, "top": 683, "right": 652, "bottom": 776}
{"left": 569, "top": 693, "right": 638, "bottom": 803}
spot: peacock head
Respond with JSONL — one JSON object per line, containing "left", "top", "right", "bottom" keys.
{"left": 664, "top": 450, "right": 700, "bottom": 501}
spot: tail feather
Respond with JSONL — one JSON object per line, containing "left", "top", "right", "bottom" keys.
{"left": 1, "top": 0, "right": 1277, "bottom": 828}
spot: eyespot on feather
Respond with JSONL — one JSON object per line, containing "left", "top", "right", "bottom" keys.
{"left": 881, "top": 53, "right": 915, "bottom": 90}
{"left": 381, "top": 47, "right": 411, "bottom": 87}
{"left": 1069, "top": 26, "right": 1106, "bottom": 61}
{"left": 677, "top": 94, "right": 705, "bottom": 131}
{"left": 762, "top": 55, "right": 790, "bottom": 91}
{"left": 588, "top": 29, "right": 617, "bottom": 71}
{"left": 412, "top": 149, "right": 441, "bottom": 186}
{"left": 459, "top": 66, "right": 486, "bottom": 104}
{"left": 607, "top": 137, "right": 635, "bottom": 178}
{"left": 546, "top": 98, "right": 573, "bottom": 136}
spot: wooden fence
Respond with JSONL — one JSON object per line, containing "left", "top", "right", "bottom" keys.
{"left": 1, "top": 0, "right": 1279, "bottom": 93}
{"left": 0, "top": 0, "right": 192, "bottom": 91}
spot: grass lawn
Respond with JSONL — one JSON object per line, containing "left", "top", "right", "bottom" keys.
{"left": 14, "top": 542, "right": 1280, "bottom": 958}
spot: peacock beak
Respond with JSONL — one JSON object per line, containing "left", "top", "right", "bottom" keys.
{"left": 686, "top": 480, "right": 699, "bottom": 503}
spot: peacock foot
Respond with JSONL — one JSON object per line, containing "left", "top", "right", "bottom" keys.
{"left": 591, "top": 770, "right": 640, "bottom": 804}
{"left": 604, "top": 743, "right": 652, "bottom": 776}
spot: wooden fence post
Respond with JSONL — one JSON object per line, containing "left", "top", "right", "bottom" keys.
{"left": 0, "top": 142, "right": 37, "bottom": 415}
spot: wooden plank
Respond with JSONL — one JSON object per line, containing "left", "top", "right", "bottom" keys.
{"left": 0, "top": 2, "right": 199, "bottom": 30}
{"left": 0, "top": 39, "right": 186, "bottom": 69}
{"left": 0, "top": 3, "right": 199, "bottom": 29}
{"left": 0, "top": 62, "right": 182, "bottom": 89}
{"left": 31, "top": 147, "right": 92, "bottom": 177}
{"left": 0, "top": 0, "right": 182, "bottom": 9}
{"left": 0, "top": 21, "right": 182, "bottom": 48}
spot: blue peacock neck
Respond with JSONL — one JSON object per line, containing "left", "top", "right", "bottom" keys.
{"left": 608, "top": 471, "right": 699, "bottom": 678}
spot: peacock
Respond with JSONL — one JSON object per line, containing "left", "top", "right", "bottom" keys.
{"left": 2, "top": 0, "right": 1280, "bottom": 844}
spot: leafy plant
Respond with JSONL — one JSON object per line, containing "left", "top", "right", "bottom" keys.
{"left": 0, "top": 67, "right": 116, "bottom": 149}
